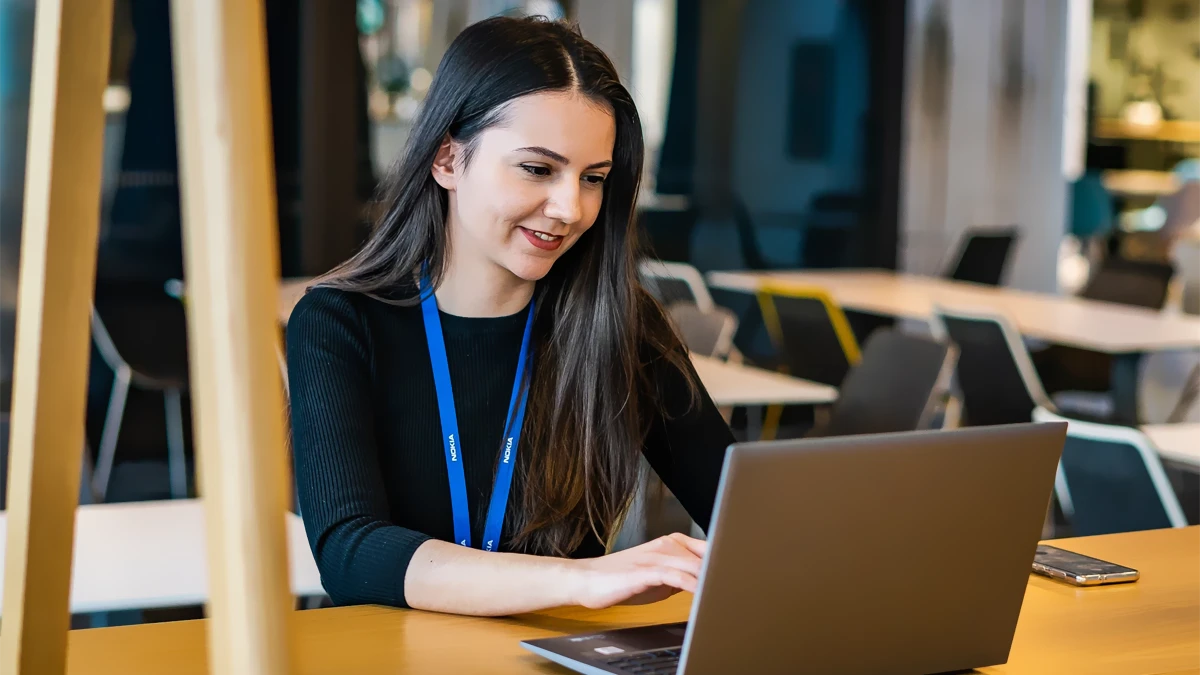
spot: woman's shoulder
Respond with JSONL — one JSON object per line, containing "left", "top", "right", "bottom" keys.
{"left": 287, "top": 284, "right": 422, "bottom": 349}
{"left": 288, "top": 285, "right": 365, "bottom": 329}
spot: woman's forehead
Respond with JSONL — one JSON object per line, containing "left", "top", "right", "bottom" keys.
{"left": 484, "top": 91, "right": 616, "bottom": 164}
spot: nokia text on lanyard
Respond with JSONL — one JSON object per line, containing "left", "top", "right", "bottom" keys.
{"left": 420, "top": 278, "right": 535, "bottom": 551}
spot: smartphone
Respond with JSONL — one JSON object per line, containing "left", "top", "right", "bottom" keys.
{"left": 1032, "top": 545, "right": 1139, "bottom": 586}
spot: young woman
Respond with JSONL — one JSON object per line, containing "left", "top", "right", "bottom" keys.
{"left": 287, "top": 16, "right": 735, "bottom": 617}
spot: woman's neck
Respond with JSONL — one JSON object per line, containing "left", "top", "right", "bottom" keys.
{"left": 434, "top": 254, "right": 535, "bottom": 318}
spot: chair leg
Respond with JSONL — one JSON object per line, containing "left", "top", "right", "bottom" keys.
{"left": 92, "top": 366, "right": 132, "bottom": 502}
{"left": 165, "top": 388, "right": 188, "bottom": 499}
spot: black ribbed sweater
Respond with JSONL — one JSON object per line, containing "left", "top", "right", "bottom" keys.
{"left": 286, "top": 287, "right": 735, "bottom": 608}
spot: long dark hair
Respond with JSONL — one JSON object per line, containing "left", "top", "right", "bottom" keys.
{"left": 317, "top": 16, "right": 693, "bottom": 555}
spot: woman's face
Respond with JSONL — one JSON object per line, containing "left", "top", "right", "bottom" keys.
{"left": 432, "top": 90, "right": 616, "bottom": 282}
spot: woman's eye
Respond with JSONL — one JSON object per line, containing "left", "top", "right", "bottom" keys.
{"left": 520, "top": 164, "right": 551, "bottom": 177}
{"left": 583, "top": 174, "right": 607, "bottom": 186}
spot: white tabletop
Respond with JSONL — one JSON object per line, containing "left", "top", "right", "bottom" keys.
{"left": 691, "top": 354, "right": 837, "bottom": 407}
{"left": 1143, "top": 423, "right": 1200, "bottom": 469}
{"left": 0, "top": 500, "right": 323, "bottom": 615}
{"left": 708, "top": 269, "right": 1200, "bottom": 354}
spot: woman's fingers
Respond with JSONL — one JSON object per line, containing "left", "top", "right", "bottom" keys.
{"left": 577, "top": 533, "right": 708, "bottom": 609}
{"left": 638, "top": 551, "right": 702, "bottom": 578}
{"left": 664, "top": 532, "right": 708, "bottom": 558}
{"left": 649, "top": 565, "right": 698, "bottom": 594}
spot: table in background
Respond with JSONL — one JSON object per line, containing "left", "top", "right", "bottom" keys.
{"left": 707, "top": 269, "right": 1200, "bottom": 353}
{"left": 0, "top": 500, "right": 323, "bottom": 615}
{"left": 708, "top": 269, "right": 1200, "bottom": 423}
{"left": 62, "top": 526, "right": 1200, "bottom": 674}
{"left": 1102, "top": 169, "right": 1181, "bottom": 199}
{"left": 690, "top": 354, "right": 836, "bottom": 408}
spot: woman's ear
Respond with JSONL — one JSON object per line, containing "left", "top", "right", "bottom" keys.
{"left": 431, "top": 135, "right": 458, "bottom": 190}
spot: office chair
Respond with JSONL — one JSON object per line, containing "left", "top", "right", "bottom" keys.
{"left": 931, "top": 306, "right": 1056, "bottom": 426}
{"left": 731, "top": 195, "right": 770, "bottom": 270}
{"left": 90, "top": 289, "right": 191, "bottom": 501}
{"left": 1034, "top": 407, "right": 1187, "bottom": 536}
{"left": 667, "top": 303, "right": 738, "bottom": 361}
{"left": 756, "top": 283, "right": 860, "bottom": 386}
{"left": 945, "top": 226, "right": 1019, "bottom": 286}
{"left": 812, "top": 329, "right": 957, "bottom": 438}
{"left": 1080, "top": 256, "right": 1175, "bottom": 309}
{"left": 1035, "top": 256, "right": 1177, "bottom": 410}
{"left": 756, "top": 284, "right": 861, "bottom": 439}
{"left": 638, "top": 260, "right": 714, "bottom": 311}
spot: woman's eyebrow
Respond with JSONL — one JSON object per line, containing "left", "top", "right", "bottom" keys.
{"left": 514, "top": 146, "right": 612, "bottom": 170}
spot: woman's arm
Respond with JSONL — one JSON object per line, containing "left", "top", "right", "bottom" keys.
{"left": 288, "top": 289, "right": 432, "bottom": 608}
{"left": 405, "top": 533, "right": 707, "bottom": 617}
{"left": 289, "top": 289, "right": 707, "bottom": 615}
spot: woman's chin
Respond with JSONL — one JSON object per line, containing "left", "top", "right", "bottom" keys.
{"left": 504, "top": 254, "right": 558, "bottom": 282}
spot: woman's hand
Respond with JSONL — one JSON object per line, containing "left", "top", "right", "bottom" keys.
{"left": 569, "top": 533, "right": 708, "bottom": 609}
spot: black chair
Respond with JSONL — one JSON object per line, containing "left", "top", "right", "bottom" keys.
{"left": 1079, "top": 256, "right": 1175, "bottom": 309}
{"left": 638, "top": 260, "right": 710, "bottom": 309}
{"left": 944, "top": 226, "right": 1019, "bottom": 286}
{"left": 90, "top": 281, "right": 192, "bottom": 501}
{"left": 932, "top": 306, "right": 1055, "bottom": 427}
{"left": 813, "top": 329, "right": 957, "bottom": 438}
{"left": 1035, "top": 256, "right": 1176, "bottom": 400}
{"left": 1034, "top": 408, "right": 1187, "bottom": 536}
{"left": 666, "top": 303, "right": 738, "bottom": 360}
{"left": 756, "top": 285, "right": 860, "bottom": 388}
{"left": 799, "top": 191, "right": 861, "bottom": 269}
{"left": 731, "top": 196, "right": 770, "bottom": 271}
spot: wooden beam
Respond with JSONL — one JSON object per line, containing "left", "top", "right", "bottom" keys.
{"left": 0, "top": 0, "right": 113, "bottom": 673}
{"left": 168, "top": 2, "right": 294, "bottom": 674}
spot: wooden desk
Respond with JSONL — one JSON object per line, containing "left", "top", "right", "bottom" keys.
{"left": 690, "top": 354, "right": 836, "bottom": 407}
{"left": 0, "top": 501, "right": 323, "bottom": 615}
{"left": 1144, "top": 423, "right": 1200, "bottom": 469}
{"left": 62, "top": 526, "right": 1199, "bottom": 674}
{"left": 708, "top": 269, "right": 1200, "bottom": 354}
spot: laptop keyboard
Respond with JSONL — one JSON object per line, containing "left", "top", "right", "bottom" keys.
{"left": 605, "top": 648, "right": 680, "bottom": 674}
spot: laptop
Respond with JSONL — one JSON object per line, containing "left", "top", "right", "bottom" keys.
{"left": 522, "top": 423, "right": 1066, "bottom": 675}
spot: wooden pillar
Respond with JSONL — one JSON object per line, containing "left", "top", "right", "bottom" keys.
{"left": 0, "top": 0, "right": 113, "bottom": 673}
{"left": 168, "top": 1, "right": 294, "bottom": 674}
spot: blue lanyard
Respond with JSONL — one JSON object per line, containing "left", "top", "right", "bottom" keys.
{"left": 420, "top": 281, "right": 535, "bottom": 551}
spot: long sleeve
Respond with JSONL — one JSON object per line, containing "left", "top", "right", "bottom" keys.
{"left": 286, "top": 288, "right": 431, "bottom": 608}
{"left": 640, "top": 348, "right": 737, "bottom": 533}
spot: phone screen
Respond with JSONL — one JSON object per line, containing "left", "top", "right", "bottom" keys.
{"left": 1034, "top": 545, "right": 1137, "bottom": 579}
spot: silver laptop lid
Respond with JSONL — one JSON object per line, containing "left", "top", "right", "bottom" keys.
{"left": 678, "top": 423, "right": 1066, "bottom": 675}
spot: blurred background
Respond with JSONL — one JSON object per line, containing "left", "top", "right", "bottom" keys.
{"left": 0, "top": 0, "right": 1197, "bottom": 626}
